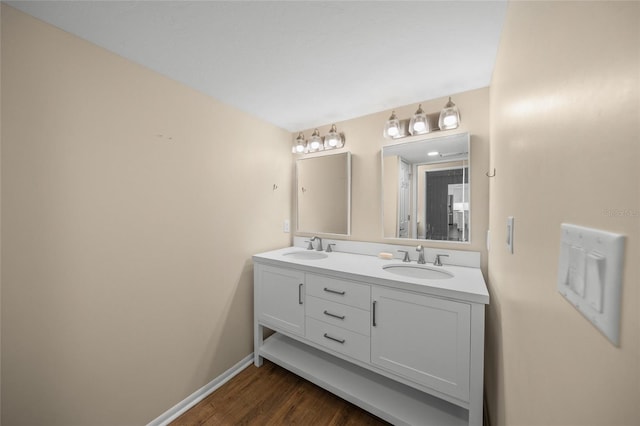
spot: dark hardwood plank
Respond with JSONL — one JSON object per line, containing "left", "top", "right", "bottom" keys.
{"left": 171, "top": 360, "right": 390, "bottom": 426}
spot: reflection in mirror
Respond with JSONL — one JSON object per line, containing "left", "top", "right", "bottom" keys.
{"left": 382, "top": 133, "right": 470, "bottom": 242}
{"left": 297, "top": 152, "right": 351, "bottom": 235}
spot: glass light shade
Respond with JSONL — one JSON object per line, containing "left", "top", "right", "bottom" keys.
{"left": 293, "top": 132, "right": 306, "bottom": 153}
{"left": 324, "top": 124, "right": 343, "bottom": 149}
{"left": 409, "top": 104, "right": 429, "bottom": 135}
{"left": 383, "top": 111, "right": 401, "bottom": 139}
{"left": 308, "top": 129, "right": 323, "bottom": 152}
{"left": 438, "top": 97, "right": 460, "bottom": 130}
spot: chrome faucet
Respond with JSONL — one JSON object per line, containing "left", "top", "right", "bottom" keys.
{"left": 311, "top": 236, "right": 323, "bottom": 251}
{"left": 433, "top": 254, "right": 449, "bottom": 266}
{"left": 416, "top": 245, "right": 426, "bottom": 264}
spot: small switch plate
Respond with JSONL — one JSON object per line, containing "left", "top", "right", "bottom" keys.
{"left": 557, "top": 223, "right": 625, "bottom": 345}
{"left": 506, "top": 216, "right": 514, "bottom": 254}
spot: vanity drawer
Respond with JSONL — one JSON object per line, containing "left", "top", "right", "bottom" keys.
{"left": 306, "top": 295, "right": 370, "bottom": 336}
{"left": 306, "top": 317, "right": 370, "bottom": 364}
{"left": 306, "top": 274, "right": 370, "bottom": 310}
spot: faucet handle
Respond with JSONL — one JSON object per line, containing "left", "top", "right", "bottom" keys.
{"left": 304, "top": 240, "right": 314, "bottom": 250}
{"left": 397, "top": 250, "right": 411, "bottom": 262}
{"left": 326, "top": 243, "right": 336, "bottom": 253}
{"left": 434, "top": 254, "right": 449, "bottom": 266}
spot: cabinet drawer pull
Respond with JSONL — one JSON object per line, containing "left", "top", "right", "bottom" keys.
{"left": 323, "top": 333, "right": 345, "bottom": 344}
{"left": 323, "top": 287, "right": 346, "bottom": 295}
{"left": 372, "top": 300, "right": 377, "bottom": 327}
{"left": 298, "top": 283, "right": 303, "bottom": 305}
{"left": 323, "top": 310, "right": 345, "bottom": 320}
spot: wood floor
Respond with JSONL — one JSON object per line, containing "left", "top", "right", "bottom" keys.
{"left": 171, "top": 359, "right": 390, "bottom": 425}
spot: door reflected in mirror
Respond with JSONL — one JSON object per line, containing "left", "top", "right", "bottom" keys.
{"left": 382, "top": 133, "right": 470, "bottom": 243}
{"left": 297, "top": 152, "right": 351, "bottom": 235}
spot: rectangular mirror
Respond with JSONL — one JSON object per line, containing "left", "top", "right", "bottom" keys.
{"left": 382, "top": 133, "right": 470, "bottom": 242}
{"left": 296, "top": 152, "right": 351, "bottom": 235}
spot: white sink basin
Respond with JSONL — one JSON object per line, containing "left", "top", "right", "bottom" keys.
{"left": 383, "top": 264, "right": 454, "bottom": 280}
{"left": 282, "top": 251, "right": 328, "bottom": 260}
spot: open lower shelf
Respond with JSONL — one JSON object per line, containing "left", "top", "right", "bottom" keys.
{"left": 259, "top": 333, "right": 468, "bottom": 426}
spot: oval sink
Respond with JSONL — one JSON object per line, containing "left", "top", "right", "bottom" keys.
{"left": 383, "top": 264, "right": 454, "bottom": 280}
{"left": 282, "top": 251, "right": 328, "bottom": 260}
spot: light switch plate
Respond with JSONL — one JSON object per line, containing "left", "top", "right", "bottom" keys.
{"left": 557, "top": 223, "right": 625, "bottom": 345}
{"left": 506, "top": 216, "right": 514, "bottom": 254}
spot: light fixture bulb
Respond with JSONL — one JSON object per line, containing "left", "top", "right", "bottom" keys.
{"left": 309, "top": 128, "right": 322, "bottom": 151}
{"left": 413, "top": 122, "right": 426, "bottom": 132}
{"left": 427, "top": 151, "right": 439, "bottom": 156}
{"left": 294, "top": 132, "right": 306, "bottom": 153}
{"left": 443, "top": 115, "right": 458, "bottom": 127}
{"left": 324, "top": 124, "right": 343, "bottom": 149}
{"left": 438, "top": 97, "right": 461, "bottom": 130}
{"left": 384, "top": 111, "right": 401, "bottom": 139}
{"left": 409, "top": 104, "right": 429, "bottom": 135}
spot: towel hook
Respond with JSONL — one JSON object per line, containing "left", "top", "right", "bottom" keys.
{"left": 486, "top": 168, "right": 496, "bottom": 178}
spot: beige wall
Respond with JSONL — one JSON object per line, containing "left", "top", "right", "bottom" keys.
{"left": 487, "top": 2, "right": 639, "bottom": 425}
{"left": 295, "top": 88, "right": 490, "bottom": 272}
{"left": 1, "top": 5, "right": 291, "bottom": 425}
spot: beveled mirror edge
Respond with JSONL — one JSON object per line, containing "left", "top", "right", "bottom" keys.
{"left": 380, "top": 131, "right": 471, "bottom": 244}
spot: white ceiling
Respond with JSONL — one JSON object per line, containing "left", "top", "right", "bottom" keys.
{"left": 7, "top": 1, "right": 507, "bottom": 132}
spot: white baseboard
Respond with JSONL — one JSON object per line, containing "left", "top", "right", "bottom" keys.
{"left": 147, "top": 353, "right": 254, "bottom": 426}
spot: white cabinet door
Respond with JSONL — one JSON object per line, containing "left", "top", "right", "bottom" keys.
{"left": 256, "top": 265, "right": 305, "bottom": 337}
{"left": 371, "top": 287, "right": 471, "bottom": 401}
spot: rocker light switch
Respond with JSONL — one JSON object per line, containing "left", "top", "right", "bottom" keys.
{"left": 557, "top": 224, "right": 625, "bottom": 346}
{"left": 585, "top": 252, "right": 605, "bottom": 312}
{"left": 568, "top": 245, "right": 586, "bottom": 297}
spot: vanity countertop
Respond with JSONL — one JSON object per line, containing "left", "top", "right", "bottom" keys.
{"left": 254, "top": 247, "right": 489, "bottom": 305}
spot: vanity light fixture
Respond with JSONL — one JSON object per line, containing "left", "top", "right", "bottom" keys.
{"left": 292, "top": 125, "right": 346, "bottom": 155}
{"left": 382, "top": 96, "right": 462, "bottom": 140}
{"left": 427, "top": 151, "right": 439, "bottom": 157}
{"left": 438, "top": 97, "right": 461, "bottom": 130}
{"left": 409, "top": 104, "right": 429, "bottom": 135}
{"left": 293, "top": 132, "right": 306, "bottom": 153}
{"left": 383, "top": 110, "right": 401, "bottom": 139}
{"left": 324, "top": 124, "right": 345, "bottom": 149}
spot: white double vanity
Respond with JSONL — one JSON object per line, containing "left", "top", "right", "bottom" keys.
{"left": 253, "top": 238, "right": 489, "bottom": 426}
